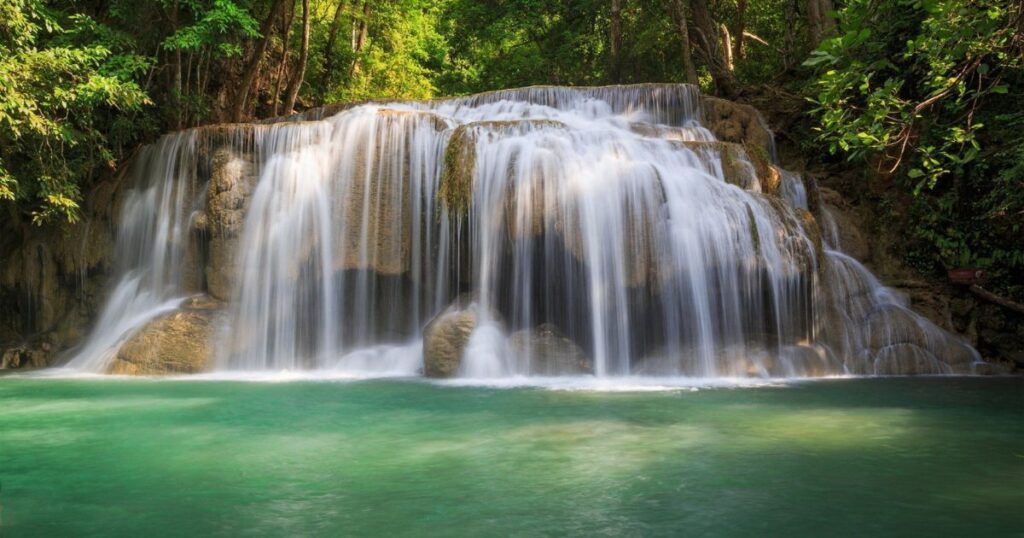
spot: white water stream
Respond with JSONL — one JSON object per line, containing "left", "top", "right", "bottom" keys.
{"left": 66, "top": 85, "right": 980, "bottom": 377}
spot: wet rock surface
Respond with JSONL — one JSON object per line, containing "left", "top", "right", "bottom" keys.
{"left": 1, "top": 86, "right": 1017, "bottom": 376}
{"left": 0, "top": 173, "right": 124, "bottom": 367}
{"left": 205, "top": 147, "right": 256, "bottom": 301}
{"left": 422, "top": 302, "right": 479, "bottom": 378}
{"left": 509, "top": 323, "right": 592, "bottom": 375}
{"left": 108, "top": 297, "right": 225, "bottom": 375}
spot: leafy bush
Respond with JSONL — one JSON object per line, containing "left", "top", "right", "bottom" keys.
{"left": 804, "top": 0, "right": 1023, "bottom": 298}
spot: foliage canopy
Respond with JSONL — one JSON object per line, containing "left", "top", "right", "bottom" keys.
{"left": 0, "top": 0, "right": 1020, "bottom": 296}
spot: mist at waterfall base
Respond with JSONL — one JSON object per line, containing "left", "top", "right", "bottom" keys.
{"left": 1, "top": 377, "right": 1021, "bottom": 536}
{"left": 61, "top": 85, "right": 981, "bottom": 378}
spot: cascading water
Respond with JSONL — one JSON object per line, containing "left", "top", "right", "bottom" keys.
{"left": 221, "top": 111, "right": 451, "bottom": 372}
{"left": 65, "top": 134, "right": 203, "bottom": 371}
{"left": 64, "top": 84, "right": 982, "bottom": 377}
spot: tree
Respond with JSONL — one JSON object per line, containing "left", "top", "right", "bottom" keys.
{"left": 0, "top": 1, "right": 150, "bottom": 223}
{"left": 688, "top": 0, "right": 740, "bottom": 97}
{"left": 667, "top": 0, "right": 699, "bottom": 85}
{"left": 231, "top": 0, "right": 285, "bottom": 121}
{"left": 321, "top": 0, "right": 349, "bottom": 89}
{"left": 272, "top": 0, "right": 296, "bottom": 116}
{"left": 282, "top": 0, "right": 311, "bottom": 113}
{"left": 805, "top": 0, "right": 1023, "bottom": 296}
{"left": 733, "top": 0, "right": 747, "bottom": 60}
{"left": 609, "top": 0, "right": 623, "bottom": 82}
{"left": 349, "top": 0, "right": 371, "bottom": 78}
{"left": 806, "top": 0, "right": 836, "bottom": 47}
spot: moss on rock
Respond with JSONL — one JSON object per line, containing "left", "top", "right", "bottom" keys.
{"left": 700, "top": 96, "right": 775, "bottom": 158}
{"left": 438, "top": 120, "right": 566, "bottom": 216}
{"left": 439, "top": 124, "right": 478, "bottom": 216}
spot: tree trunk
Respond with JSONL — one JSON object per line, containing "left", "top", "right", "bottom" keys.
{"left": 733, "top": 0, "right": 747, "bottom": 60}
{"left": 348, "top": 0, "right": 371, "bottom": 79}
{"left": 719, "top": 23, "right": 733, "bottom": 71}
{"left": 282, "top": 0, "right": 311, "bottom": 114}
{"left": 609, "top": 0, "right": 623, "bottom": 82}
{"left": 231, "top": 0, "right": 286, "bottom": 122}
{"left": 321, "top": 0, "right": 348, "bottom": 88}
{"left": 970, "top": 285, "right": 1024, "bottom": 315}
{"left": 173, "top": 48, "right": 183, "bottom": 128}
{"left": 273, "top": 3, "right": 296, "bottom": 116}
{"left": 807, "top": 0, "right": 836, "bottom": 47}
{"left": 169, "top": 1, "right": 183, "bottom": 129}
{"left": 667, "top": 0, "right": 699, "bottom": 85}
{"left": 783, "top": 0, "right": 797, "bottom": 68}
{"left": 688, "top": 0, "right": 740, "bottom": 98}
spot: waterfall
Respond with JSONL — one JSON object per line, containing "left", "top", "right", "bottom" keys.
{"left": 64, "top": 84, "right": 982, "bottom": 376}
{"left": 65, "top": 134, "right": 202, "bottom": 371}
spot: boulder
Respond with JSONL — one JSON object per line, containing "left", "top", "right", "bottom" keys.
{"left": 439, "top": 119, "right": 566, "bottom": 216}
{"left": 509, "top": 323, "right": 592, "bottom": 375}
{"left": 108, "top": 297, "right": 225, "bottom": 375}
{"left": 679, "top": 141, "right": 759, "bottom": 190}
{"left": 422, "top": 302, "right": 479, "bottom": 377}
{"left": 700, "top": 96, "right": 775, "bottom": 158}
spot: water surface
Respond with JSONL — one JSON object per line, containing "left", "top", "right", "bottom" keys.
{"left": 1, "top": 376, "right": 1021, "bottom": 536}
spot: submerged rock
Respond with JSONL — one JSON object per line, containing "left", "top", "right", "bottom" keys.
{"left": 108, "top": 298, "right": 225, "bottom": 375}
{"left": 509, "top": 323, "right": 592, "bottom": 375}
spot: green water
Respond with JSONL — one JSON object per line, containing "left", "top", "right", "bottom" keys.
{"left": 0, "top": 376, "right": 1021, "bottom": 537}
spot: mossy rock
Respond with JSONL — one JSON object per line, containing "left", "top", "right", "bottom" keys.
{"left": 438, "top": 120, "right": 567, "bottom": 216}
{"left": 439, "top": 125, "right": 478, "bottom": 216}
{"left": 422, "top": 303, "right": 479, "bottom": 378}
{"left": 700, "top": 96, "right": 775, "bottom": 157}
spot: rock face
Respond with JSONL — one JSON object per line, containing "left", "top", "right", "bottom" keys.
{"left": 204, "top": 146, "right": 256, "bottom": 301}
{"left": 0, "top": 89, "right": 1013, "bottom": 376}
{"left": 700, "top": 96, "right": 775, "bottom": 158}
{"left": 108, "top": 298, "right": 224, "bottom": 375}
{"left": 422, "top": 302, "right": 479, "bottom": 377}
{"left": 333, "top": 112, "right": 448, "bottom": 276}
{"left": 509, "top": 323, "right": 592, "bottom": 375}
{"left": 1, "top": 344, "right": 52, "bottom": 369}
{"left": 817, "top": 186, "right": 870, "bottom": 261}
{"left": 0, "top": 173, "right": 124, "bottom": 368}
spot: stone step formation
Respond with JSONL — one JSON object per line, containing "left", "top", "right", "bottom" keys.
{"left": 39, "top": 84, "right": 981, "bottom": 376}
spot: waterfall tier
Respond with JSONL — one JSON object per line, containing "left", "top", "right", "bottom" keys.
{"left": 66, "top": 84, "right": 981, "bottom": 377}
